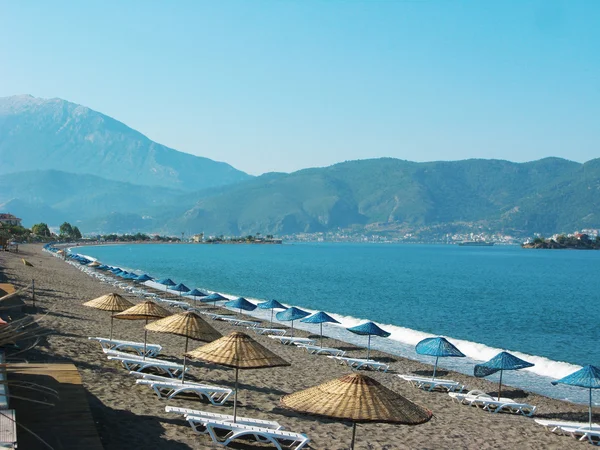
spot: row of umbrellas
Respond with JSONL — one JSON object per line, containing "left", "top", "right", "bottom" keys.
{"left": 82, "top": 293, "right": 431, "bottom": 448}
{"left": 417, "top": 336, "right": 600, "bottom": 431}
{"left": 84, "top": 261, "right": 599, "bottom": 434}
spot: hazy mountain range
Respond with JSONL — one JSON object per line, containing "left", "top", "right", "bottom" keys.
{"left": 1, "top": 95, "right": 598, "bottom": 237}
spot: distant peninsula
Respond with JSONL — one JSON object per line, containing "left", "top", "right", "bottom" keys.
{"left": 522, "top": 234, "right": 600, "bottom": 250}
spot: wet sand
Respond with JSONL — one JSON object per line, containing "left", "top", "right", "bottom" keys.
{"left": 0, "top": 244, "right": 592, "bottom": 449}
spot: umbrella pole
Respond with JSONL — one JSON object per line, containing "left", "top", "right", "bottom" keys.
{"left": 143, "top": 318, "right": 148, "bottom": 361}
{"left": 233, "top": 367, "right": 239, "bottom": 423}
{"left": 433, "top": 356, "right": 439, "bottom": 380}
{"left": 291, "top": 320, "right": 294, "bottom": 338}
{"left": 498, "top": 370, "right": 503, "bottom": 401}
{"left": 182, "top": 336, "right": 189, "bottom": 385}
{"left": 270, "top": 309, "right": 274, "bottom": 328}
{"left": 590, "top": 387, "right": 593, "bottom": 429}
{"left": 109, "top": 315, "right": 114, "bottom": 341}
{"left": 367, "top": 335, "right": 371, "bottom": 360}
{"left": 320, "top": 323, "right": 323, "bottom": 348}
{"left": 350, "top": 422, "right": 356, "bottom": 450}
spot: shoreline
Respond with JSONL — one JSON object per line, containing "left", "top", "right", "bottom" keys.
{"left": 75, "top": 243, "right": 589, "bottom": 405}
{"left": 1, "top": 244, "right": 592, "bottom": 449}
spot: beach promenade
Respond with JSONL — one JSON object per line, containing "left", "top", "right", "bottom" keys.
{"left": 0, "top": 244, "right": 592, "bottom": 449}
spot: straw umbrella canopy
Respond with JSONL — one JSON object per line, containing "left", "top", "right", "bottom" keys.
{"left": 114, "top": 301, "right": 171, "bottom": 359}
{"left": 257, "top": 299, "right": 286, "bottom": 328}
{"left": 146, "top": 311, "right": 221, "bottom": 383}
{"left": 225, "top": 297, "right": 257, "bottom": 315}
{"left": 276, "top": 307, "right": 310, "bottom": 337}
{"left": 415, "top": 337, "right": 465, "bottom": 379}
{"left": 83, "top": 293, "right": 134, "bottom": 341}
{"left": 552, "top": 365, "right": 600, "bottom": 430}
{"left": 88, "top": 261, "right": 101, "bottom": 268}
{"left": 346, "top": 322, "right": 391, "bottom": 360}
{"left": 301, "top": 311, "right": 340, "bottom": 347}
{"left": 186, "top": 331, "right": 290, "bottom": 422}
{"left": 201, "top": 292, "right": 228, "bottom": 307}
{"left": 474, "top": 351, "right": 534, "bottom": 401}
{"left": 281, "top": 373, "right": 433, "bottom": 449}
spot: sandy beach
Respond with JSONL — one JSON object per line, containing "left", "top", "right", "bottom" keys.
{"left": 0, "top": 244, "right": 593, "bottom": 449}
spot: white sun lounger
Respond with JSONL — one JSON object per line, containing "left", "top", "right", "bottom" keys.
{"left": 267, "top": 336, "right": 315, "bottom": 346}
{"left": 449, "top": 390, "right": 537, "bottom": 416}
{"left": 558, "top": 425, "right": 600, "bottom": 442}
{"left": 398, "top": 374, "right": 465, "bottom": 392}
{"left": 107, "top": 352, "right": 187, "bottom": 378}
{"left": 165, "top": 406, "right": 282, "bottom": 431}
{"left": 327, "top": 356, "right": 389, "bottom": 372}
{"left": 89, "top": 337, "right": 162, "bottom": 357}
{"left": 134, "top": 376, "right": 232, "bottom": 404}
{"left": 199, "top": 419, "right": 310, "bottom": 450}
{"left": 294, "top": 344, "right": 345, "bottom": 357}
{"left": 535, "top": 419, "right": 600, "bottom": 434}
{"left": 251, "top": 327, "right": 286, "bottom": 336}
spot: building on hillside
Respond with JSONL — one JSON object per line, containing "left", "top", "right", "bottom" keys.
{"left": 192, "top": 233, "right": 204, "bottom": 243}
{"left": 0, "top": 214, "right": 22, "bottom": 227}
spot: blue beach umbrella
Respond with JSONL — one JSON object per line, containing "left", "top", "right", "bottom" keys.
{"left": 474, "top": 351, "right": 534, "bottom": 401}
{"left": 171, "top": 283, "right": 191, "bottom": 297}
{"left": 276, "top": 307, "right": 310, "bottom": 337}
{"left": 135, "top": 274, "right": 154, "bottom": 283}
{"left": 156, "top": 278, "right": 177, "bottom": 293}
{"left": 552, "top": 365, "right": 600, "bottom": 429}
{"left": 97, "top": 265, "right": 109, "bottom": 270}
{"left": 347, "top": 322, "right": 391, "bottom": 360}
{"left": 225, "top": 297, "right": 257, "bottom": 315}
{"left": 301, "top": 311, "right": 340, "bottom": 347}
{"left": 201, "top": 292, "right": 228, "bottom": 307}
{"left": 416, "top": 337, "right": 465, "bottom": 379}
{"left": 257, "top": 299, "right": 286, "bottom": 328}
{"left": 184, "top": 289, "right": 208, "bottom": 304}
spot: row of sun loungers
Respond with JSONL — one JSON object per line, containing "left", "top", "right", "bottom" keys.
{"left": 105, "top": 349, "right": 188, "bottom": 379}
{"left": 449, "top": 390, "right": 537, "bottom": 416}
{"left": 327, "top": 355, "right": 390, "bottom": 372}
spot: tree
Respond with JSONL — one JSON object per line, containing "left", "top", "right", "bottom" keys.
{"left": 72, "top": 226, "right": 82, "bottom": 240}
{"left": 32, "top": 223, "right": 51, "bottom": 237}
{"left": 59, "top": 222, "right": 73, "bottom": 238}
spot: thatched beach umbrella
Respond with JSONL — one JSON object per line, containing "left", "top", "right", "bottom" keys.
{"left": 114, "top": 301, "right": 171, "bottom": 359}
{"left": 88, "top": 261, "right": 101, "bottom": 268}
{"left": 186, "top": 331, "right": 290, "bottom": 422}
{"left": 146, "top": 311, "right": 221, "bottom": 383}
{"left": 281, "top": 373, "right": 433, "bottom": 449}
{"left": 83, "top": 293, "right": 134, "bottom": 341}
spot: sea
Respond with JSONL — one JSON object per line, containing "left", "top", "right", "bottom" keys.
{"left": 76, "top": 242, "right": 600, "bottom": 405}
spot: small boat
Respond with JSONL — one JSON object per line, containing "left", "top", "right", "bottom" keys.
{"left": 458, "top": 241, "right": 494, "bottom": 246}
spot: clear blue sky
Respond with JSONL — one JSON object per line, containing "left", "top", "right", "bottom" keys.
{"left": 0, "top": 0, "right": 598, "bottom": 175}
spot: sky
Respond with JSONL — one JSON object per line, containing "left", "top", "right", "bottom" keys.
{"left": 0, "top": 0, "right": 598, "bottom": 175}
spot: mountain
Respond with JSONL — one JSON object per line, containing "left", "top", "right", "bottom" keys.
{"left": 0, "top": 95, "right": 251, "bottom": 191}
{"left": 160, "top": 157, "right": 599, "bottom": 236}
{"left": 0, "top": 170, "right": 195, "bottom": 227}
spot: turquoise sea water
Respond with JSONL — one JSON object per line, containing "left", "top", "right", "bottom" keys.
{"left": 77, "top": 242, "right": 600, "bottom": 404}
